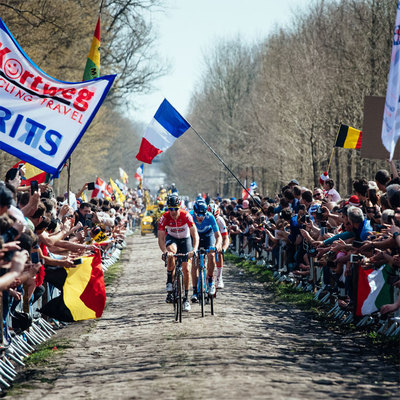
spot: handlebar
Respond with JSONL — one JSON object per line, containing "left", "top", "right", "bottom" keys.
{"left": 198, "top": 247, "right": 216, "bottom": 254}
{"left": 163, "top": 252, "right": 191, "bottom": 267}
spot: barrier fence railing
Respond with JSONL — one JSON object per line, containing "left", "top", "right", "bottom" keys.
{"left": 230, "top": 234, "right": 400, "bottom": 336}
{"left": 0, "top": 232, "right": 130, "bottom": 393}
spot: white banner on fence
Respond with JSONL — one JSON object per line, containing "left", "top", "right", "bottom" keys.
{"left": 0, "top": 18, "right": 115, "bottom": 174}
{"left": 382, "top": 1, "right": 400, "bottom": 160}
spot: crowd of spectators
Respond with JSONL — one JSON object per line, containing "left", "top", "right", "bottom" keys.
{"left": 210, "top": 162, "right": 400, "bottom": 318}
{"left": 0, "top": 165, "right": 143, "bottom": 341}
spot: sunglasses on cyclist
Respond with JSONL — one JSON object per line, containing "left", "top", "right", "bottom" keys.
{"left": 168, "top": 207, "right": 179, "bottom": 211}
{"left": 195, "top": 212, "right": 206, "bottom": 218}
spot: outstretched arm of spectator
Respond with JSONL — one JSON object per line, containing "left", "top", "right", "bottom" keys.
{"left": 20, "top": 191, "right": 40, "bottom": 217}
{"left": 380, "top": 293, "right": 400, "bottom": 314}
{"left": 75, "top": 183, "right": 88, "bottom": 200}
{"left": 389, "top": 159, "right": 399, "bottom": 179}
{"left": 265, "top": 229, "right": 279, "bottom": 243}
{"left": 42, "top": 254, "right": 75, "bottom": 268}
{"left": 38, "top": 220, "right": 72, "bottom": 247}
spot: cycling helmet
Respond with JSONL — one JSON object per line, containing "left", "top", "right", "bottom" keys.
{"left": 208, "top": 202, "right": 220, "bottom": 217}
{"left": 167, "top": 194, "right": 180, "bottom": 208}
{"left": 193, "top": 200, "right": 207, "bottom": 215}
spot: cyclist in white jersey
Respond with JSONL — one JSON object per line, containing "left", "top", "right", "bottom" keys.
{"left": 209, "top": 202, "right": 229, "bottom": 288}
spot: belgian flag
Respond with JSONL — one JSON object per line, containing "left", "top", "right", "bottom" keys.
{"left": 40, "top": 249, "right": 106, "bottom": 322}
{"left": 335, "top": 124, "right": 362, "bottom": 149}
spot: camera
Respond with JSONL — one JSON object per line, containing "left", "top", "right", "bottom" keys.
{"left": 73, "top": 258, "right": 83, "bottom": 265}
{"left": 315, "top": 208, "right": 323, "bottom": 220}
{"left": 85, "top": 214, "right": 93, "bottom": 228}
{"left": 31, "top": 252, "right": 40, "bottom": 264}
{"left": 30, "top": 180, "right": 38, "bottom": 195}
{"left": 350, "top": 254, "right": 365, "bottom": 263}
{"left": 88, "top": 182, "right": 95, "bottom": 191}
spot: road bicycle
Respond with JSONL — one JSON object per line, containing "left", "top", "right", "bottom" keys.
{"left": 195, "top": 247, "right": 217, "bottom": 317}
{"left": 165, "top": 253, "right": 189, "bottom": 323}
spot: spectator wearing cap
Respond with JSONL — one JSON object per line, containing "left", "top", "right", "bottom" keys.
{"left": 288, "top": 179, "right": 299, "bottom": 188}
{"left": 347, "top": 195, "right": 360, "bottom": 207}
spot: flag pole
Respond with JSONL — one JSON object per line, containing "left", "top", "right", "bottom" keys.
{"left": 189, "top": 127, "right": 261, "bottom": 207}
{"left": 327, "top": 148, "right": 335, "bottom": 175}
{"left": 66, "top": 158, "right": 71, "bottom": 205}
{"left": 327, "top": 123, "right": 342, "bottom": 175}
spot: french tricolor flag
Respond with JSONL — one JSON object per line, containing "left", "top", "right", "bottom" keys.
{"left": 136, "top": 99, "right": 191, "bottom": 164}
{"left": 134, "top": 164, "right": 143, "bottom": 182}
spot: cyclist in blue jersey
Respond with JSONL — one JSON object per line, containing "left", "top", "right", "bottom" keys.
{"left": 190, "top": 200, "right": 222, "bottom": 302}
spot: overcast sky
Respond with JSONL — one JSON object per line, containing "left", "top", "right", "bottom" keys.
{"left": 130, "top": 0, "right": 311, "bottom": 124}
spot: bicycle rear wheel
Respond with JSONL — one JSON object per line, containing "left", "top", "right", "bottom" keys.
{"left": 210, "top": 291, "right": 214, "bottom": 316}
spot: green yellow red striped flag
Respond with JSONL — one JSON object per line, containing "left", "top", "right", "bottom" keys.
{"left": 335, "top": 124, "right": 362, "bottom": 149}
{"left": 83, "top": 16, "right": 101, "bottom": 81}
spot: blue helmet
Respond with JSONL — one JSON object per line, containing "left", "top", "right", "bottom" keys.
{"left": 193, "top": 200, "right": 207, "bottom": 215}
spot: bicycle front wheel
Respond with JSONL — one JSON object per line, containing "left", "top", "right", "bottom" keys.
{"left": 199, "top": 269, "right": 205, "bottom": 317}
{"left": 175, "top": 272, "right": 183, "bottom": 323}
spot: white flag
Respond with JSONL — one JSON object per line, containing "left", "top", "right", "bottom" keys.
{"left": 382, "top": 2, "right": 400, "bottom": 160}
{"left": 0, "top": 18, "right": 115, "bottom": 174}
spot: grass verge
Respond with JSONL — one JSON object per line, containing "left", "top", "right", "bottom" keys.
{"left": 104, "top": 260, "right": 123, "bottom": 286}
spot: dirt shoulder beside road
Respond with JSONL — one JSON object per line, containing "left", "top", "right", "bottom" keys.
{"left": 7, "top": 235, "right": 400, "bottom": 399}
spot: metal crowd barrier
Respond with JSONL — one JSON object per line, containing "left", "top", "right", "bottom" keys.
{"left": 0, "top": 238, "right": 128, "bottom": 392}
{"left": 230, "top": 235, "right": 400, "bottom": 336}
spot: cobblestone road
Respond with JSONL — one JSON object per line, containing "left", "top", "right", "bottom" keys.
{"left": 10, "top": 235, "right": 400, "bottom": 399}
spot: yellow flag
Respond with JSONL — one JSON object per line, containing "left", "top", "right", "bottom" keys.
{"left": 110, "top": 178, "right": 125, "bottom": 204}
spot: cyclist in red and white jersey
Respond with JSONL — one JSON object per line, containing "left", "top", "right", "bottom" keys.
{"left": 209, "top": 202, "right": 230, "bottom": 288}
{"left": 158, "top": 194, "right": 199, "bottom": 311}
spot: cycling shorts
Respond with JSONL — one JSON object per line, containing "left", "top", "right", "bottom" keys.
{"left": 166, "top": 234, "right": 193, "bottom": 254}
{"left": 199, "top": 233, "right": 215, "bottom": 250}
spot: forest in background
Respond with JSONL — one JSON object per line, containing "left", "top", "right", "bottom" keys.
{"left": 0, "top": 0, "right": 397, "bottom": 199}
{"left": 163, "top": 0, "right": 397, "bottom": 199}
{"left": 0, "top": 0, "right": 160, "bottom": 192}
